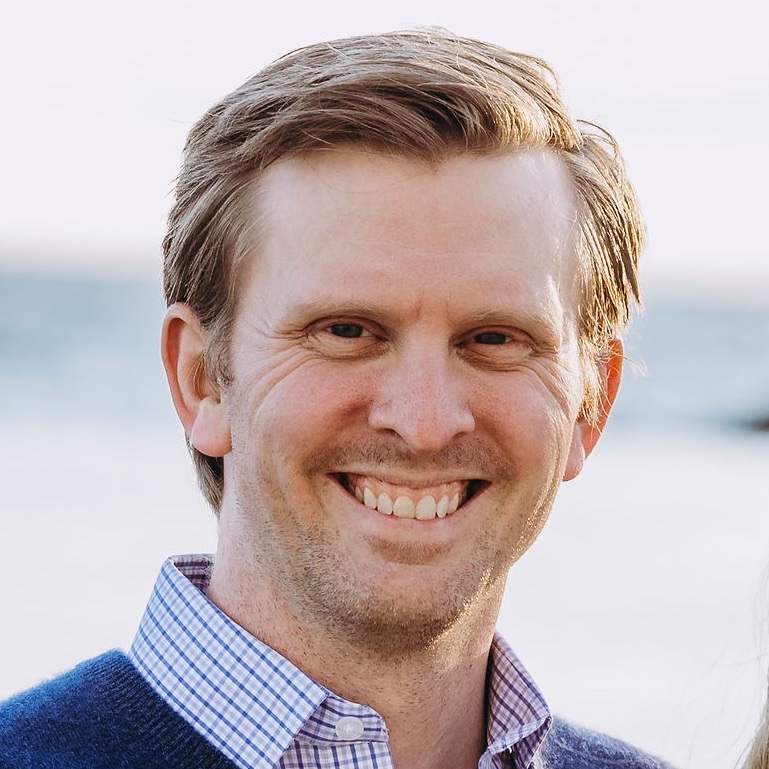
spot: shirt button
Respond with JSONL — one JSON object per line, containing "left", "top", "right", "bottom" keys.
{"left": 335, "top": 716, "right": 365, "bottom": 740}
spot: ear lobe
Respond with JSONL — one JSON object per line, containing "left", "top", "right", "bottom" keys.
{"left": 161, "top": 303, "right": 232, "bottom": 458}
{"left": 562, "top": 338, "right": 624, "bottom": 482}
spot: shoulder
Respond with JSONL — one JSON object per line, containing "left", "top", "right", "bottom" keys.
{"left": 539, "top": 717, "right": 675, "bottom": 769}
{"left": 0, "top": 651, "right": 237, "bottom": 769}
{"left": 0, "top": 651, "right": 132, "bottom": 729}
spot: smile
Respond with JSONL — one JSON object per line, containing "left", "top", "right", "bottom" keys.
{"left": 338, "top": 473, "right": 484, "bottom": 520}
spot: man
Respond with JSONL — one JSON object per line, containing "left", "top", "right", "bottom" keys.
{"left": 0, "top": 28, "right": 672, "bottom": 769}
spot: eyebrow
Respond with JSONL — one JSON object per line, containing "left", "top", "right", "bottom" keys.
{"left": 277, "top": 296, "right": 390, "bottom": 326}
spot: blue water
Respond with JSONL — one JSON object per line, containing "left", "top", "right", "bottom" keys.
{"left": 1, "top": 270, "right": 768, "bottom": 432}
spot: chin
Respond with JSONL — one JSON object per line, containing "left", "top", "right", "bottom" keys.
{"left": 295, "top": 558, "right": 498, "bottom": 655}
{"left": 325, "top": 597, "right": 469, "bottom": 655}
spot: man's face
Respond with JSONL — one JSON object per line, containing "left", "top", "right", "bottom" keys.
{"left": 215, "top": 149, "right": 598, "bottom": 648}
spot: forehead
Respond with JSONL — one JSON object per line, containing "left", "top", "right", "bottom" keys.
{"left": 257, "top": 147, "right": 576, "bottom": 230}
{"left": 243, "top": 149, "right": 580, "bottom": 324}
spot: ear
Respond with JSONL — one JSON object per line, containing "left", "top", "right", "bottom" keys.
{"left": 161, "top": 303, "right": 232, "bottom": 458}
{"left": 562, "top": 338, "right": 624, "bottom": 481}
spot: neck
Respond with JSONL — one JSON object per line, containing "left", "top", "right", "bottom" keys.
{"left": 207, "top": 545, "right": 503, "bottom": 769}
{"left": 334, "top": 641, "right": 491, "bottom": 769}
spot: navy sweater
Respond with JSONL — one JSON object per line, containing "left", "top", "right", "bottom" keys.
{"left": 0, "top": 652, "right": 673, "bottom": 768}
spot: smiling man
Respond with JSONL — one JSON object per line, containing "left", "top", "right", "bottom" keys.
{"left": 0, "top": 28, "right": 673, "bottom": 769}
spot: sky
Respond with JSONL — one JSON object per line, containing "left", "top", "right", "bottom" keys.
{"left": 1, "top": 0, "right": 767, "bottom": 294}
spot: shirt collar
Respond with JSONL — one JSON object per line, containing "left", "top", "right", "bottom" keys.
{"left": 486, "top": 633, "right": 551, "bottom": 768}
{"left": 130, "top": 554, "right": 550, "bottom": 769}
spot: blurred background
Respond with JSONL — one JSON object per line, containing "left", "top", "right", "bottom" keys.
{"left": 1, "top": 2, "right": 767, "bottom": 768}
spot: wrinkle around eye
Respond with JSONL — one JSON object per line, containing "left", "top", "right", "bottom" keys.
{"left": 303, "top": 322, "right": 386, "bottom": 360}
{"left": 455, "top": 330, "right": 542, "bottom": 370}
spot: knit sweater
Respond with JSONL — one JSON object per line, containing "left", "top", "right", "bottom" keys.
{"left": 0, "top": 652, "right": 673, "bottom": 769}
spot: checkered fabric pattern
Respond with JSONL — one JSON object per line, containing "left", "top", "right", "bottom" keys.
{"left": 129, "top": 555, "right": 551, "bottom": 769}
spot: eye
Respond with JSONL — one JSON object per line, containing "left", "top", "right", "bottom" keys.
{"left": 472, "top": 331, "right": 510, "bottom": 345}
{"left": 458, "top": 327, "right": 534, "bottom": 370}
{"left": 304, "top": 318, "right": 385, "bottom": 360}
{"left": 328, "top": 323, "right": 369, "bottom": 338}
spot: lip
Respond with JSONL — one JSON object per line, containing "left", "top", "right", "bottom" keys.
{"left": 333, "top": 468, "right": 489, "bottom": 487}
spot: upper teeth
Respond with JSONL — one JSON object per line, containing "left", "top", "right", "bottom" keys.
{"left": 353, "top": 481, "right": 462, "bottom": 519}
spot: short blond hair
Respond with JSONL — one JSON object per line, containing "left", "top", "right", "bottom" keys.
{"left": 163, "top": 27, "right": 644, "bottom": 511}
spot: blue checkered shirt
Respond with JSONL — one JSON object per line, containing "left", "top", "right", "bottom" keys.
{"left": 129, "top": 555, "right": 551, "bottom": 769}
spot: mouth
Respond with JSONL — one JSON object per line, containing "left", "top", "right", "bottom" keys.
{"left": 334, "top": 473, "right": 486, "bottom": 520}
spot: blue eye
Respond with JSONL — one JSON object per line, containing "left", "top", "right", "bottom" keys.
{"left": 473, "top": 332, "right": 509, "bottom": 345}
{"left": 329, "top": 323, "right": 366, "bottom": 338}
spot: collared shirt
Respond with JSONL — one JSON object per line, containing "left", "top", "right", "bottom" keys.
{"left": 129, "top": 555, "right": 551, "bottom": 769}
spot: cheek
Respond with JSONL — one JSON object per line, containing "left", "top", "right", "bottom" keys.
{"left": 234, "top": 361, "right": 374, "bottom": 457}
{"left": 474, "top": 373, "right": 579, "bottom": 457}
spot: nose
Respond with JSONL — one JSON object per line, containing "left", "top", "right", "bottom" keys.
{"left": 368, "top": 344, "right": 475, "bottom": 455}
